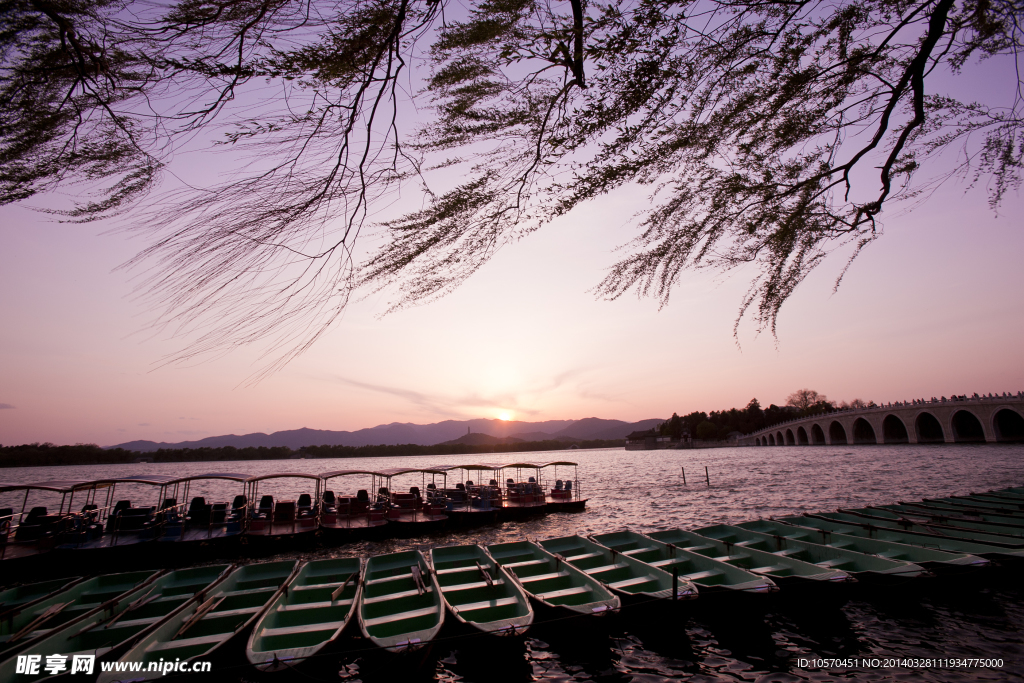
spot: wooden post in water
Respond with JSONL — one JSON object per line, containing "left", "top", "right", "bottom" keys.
{"left": 705, "top": 466, "right": 710, "bottom": 486}
{"left": 681, "top": 467, "right": 686, "bottom": 484}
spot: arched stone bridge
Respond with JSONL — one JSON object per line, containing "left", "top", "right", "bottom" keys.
{"left": 737, "top": 393, "right": 1024, "bottom": 446}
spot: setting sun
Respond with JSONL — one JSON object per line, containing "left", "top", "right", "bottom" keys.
{"left": 498, "top": 411, "right": 513, "bottom": 421}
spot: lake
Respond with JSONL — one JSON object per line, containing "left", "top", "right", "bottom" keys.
{"left": 3, "top": 444, "right": 1023, "bottom": 681}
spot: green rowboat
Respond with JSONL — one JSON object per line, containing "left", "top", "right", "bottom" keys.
{"left": 487, "top": 540, "right": 620, "bottom": 616}
{"left": 539, "top": 535, "right": 698, "bottom": 604}
{"left": 591, "top": 530, "right": 778, "bottom": 597}
{"left": 247, "top": 557, "right": 363, "bottom": 672}
{"left": 740, "top": 518, "right": 987, "bottom": 573}
{"left": 358, "top": 550, "right": 444, "bottom": 653}
{"left": 0, "top": 569, "right": 162, "bottom": 660}
{"left": 0, "top": 565, "right": 231, "bottom": 681}
{"left": 96, "top": 560, "right": 298, "bottom": 683}
{"left": 776, "top": 516, "right": 1005, "bottom": 564}
{"left": 694, "top": 524, "right": 927, "bottom": 584}
{"left": 0, "top": 578, "right": 83, "bottom": 620}
{"left": 647, "top": 528, "right": 854, "bottom": 586}
{"left": 815, "top": 511, "right": 1024, "bottom": 555}
{"left": 840, "top": 507, "right": 1024, "bottom": 546}
{"left": 430, "top": 544, "right": 533, "bottom": 637}
{"left": 876, "top": 503, "right": 1024, "bottom": 531}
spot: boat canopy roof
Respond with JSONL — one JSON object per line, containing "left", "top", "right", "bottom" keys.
{"left": 86, "top": 474, "right": 181, "bottom": 487}
{"left": 0, "top": 480, "right": 102, "bottom": 494}
{"left": 319, "top": 469, "right": 380, "bottom": 480}
{"left": 173, "top": 472, "right": 252, "bottom": 483}
{"left": 489, "top": 461, "right": 579, "bottom": 469}
{"left": 375, "top": 467, "right": 450, "bottom": 477}
{"left": 245, "top": 472, "right": 322, "bottom": 482}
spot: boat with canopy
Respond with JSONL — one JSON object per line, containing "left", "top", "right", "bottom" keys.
{"left": 244, "top": 473, "right": 322, "bottom": 544}
{"left": 374, "top": 468, "right": 448, "bottom": 533}
{"left": 158, "top": 473, "right": 250, "bottom": 547}
{"left": 318, "top": 470, "right": 388, "bottom": 540}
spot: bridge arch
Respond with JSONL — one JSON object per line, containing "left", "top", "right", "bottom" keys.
{"left": 952, "top": 409, "right": 985, "bottom": 443}
{"left": 852, "top": 418, "right": 876, "bottom": 444}
{"left": 810, "top": 424, "right": 826, "bottom": 444}
{"left": 915, "top": 412, "right": 945, "bottom": 443}
{"left": 882, "top": 414, "right": 909, "bottom": 444}
{"left": 994, "top": 409, "right": 1024, "bottom": 442}
{"left": 755, "top": 437, "right": 761, "bottom": 446}
{"left": 797, "top": 426, "right": 809, "bottom": 444}
{"left": 785, "top": 429, "right": 795, "bottom": 445}
{"left": 768, "top": 433, "right": 776, "bottom": 445}
{"left": 829, "top": 421, "right": 848, "bottom": 445}
{"left": 777, "top": 431, "right": 785, "bottom": 446}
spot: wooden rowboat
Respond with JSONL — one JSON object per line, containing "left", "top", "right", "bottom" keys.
{"left": 647, "top": 528, "right": 854, "bottom": 587}
{"left": 694, "top": 524, "right": 927, "bottom": 584}
{"left": 741, "top": 518, "right": 989, "bottom": 574}
{"left": 430, "top": 544, "right": 533, "bottom": 637}
{"left": 0, "top": 577, "right": 84, "bottom": 621}
{"left": 247, "top": 557, "right": 363, "bottom": 672}
{"left": 539, "top": 535, "right": 698, "bottom": 605}
{"left": 591, "top": 530, "right": 778, "bottom": 597}
{"left": 783, "top": 513, "right": 1024, "bottom": 562}
{"left": 0, "top": 569, "right": 162, "bottom": 660}
{"left": 358, "top": 550, "right": 444, "bottom": 653}
{"left": 487, "top": 540, "right": 620, "bottom": 616}
{"left": 0, "top": 565, "right": 231, "bottom": 681}
{"left": 96, "top": 560, "right": 298, "bottom": 683}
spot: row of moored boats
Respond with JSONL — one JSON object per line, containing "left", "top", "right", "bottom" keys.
{"left": 3, "top": 486, "right": 1024, "bottom": 680}
{"left": 0, "top": 463, "right": 586, "bottom": 563}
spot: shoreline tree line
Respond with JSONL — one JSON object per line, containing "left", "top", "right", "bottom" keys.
{"left": 0, "top": 439, "right": 625, "bottom": 469}
{"left": 658, "top": 390, "right": 875, "bottom": 441}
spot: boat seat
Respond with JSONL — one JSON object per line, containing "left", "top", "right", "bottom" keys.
{"left": 434, "top": 565, "right": 484, "bottom": 576}
{"left": 223, "top": 586, "right": 280, "bottom": 597}
{"left": 365, "top": 572, "right": 414, "bottom": 585}
{"left": 206, "top": 604, "right": 264, "bottom": 619}
{"left": 277, "top": 599, "right": 353, "bottom": 611}
{"left": 452, "top": 596, "right": 520, "bottom": 612}
{"left": 363, "top": 586, "right": 433, "bottom": 604}
{"left": 715, "top": 554, "right": 748, "bottom": 562}
{"left": 501, "top": 559, "right": 546, "bottom": 570}
{"left": 563, "top": 551, "right": 601, "bottom": 561}
{"left": 536, "top": 586, "right": 590, "bottom": 600}
{"left": 444, "top": 579, "right": 505, "bottom": 592}
{"left": 608, "top": 575, "right": 656, "bottom": 589}
{"left": 772, "top": 548, "right": 800, "bottom": 556}
{"left": 151, "top": 633, "right": 228, "bottom": 652}
{"left": 649, "top": 558, "right": 680, "bottom": 568}
{"left": 519, "top": 571, "right": 569, "bottom": 583}
{"left": 622, "top": 546, "right": 657, "bottom": 556}
{"left": 362, "top": 606, "right": 439, "bottom": 628}
{"left": 584, "top": 563, "right": 628, "bottom": 574}
{"left": 750, "top": 564, "right": 789, "bottom": 574}
{"left": 681, "top": 544, "right": 715, "bottom": 552}
{"left": 683, "top": 570, "right": 723, "bottom": 581}
{"left": 816, "top": 558, "right": 848, "bottom": 568}
{"left": 260, "top": 620, "right": 346, "bottom": 638}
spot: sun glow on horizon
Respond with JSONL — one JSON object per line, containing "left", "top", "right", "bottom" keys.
{"left": 498, "top": 411, "right": 513, "bottom": 421}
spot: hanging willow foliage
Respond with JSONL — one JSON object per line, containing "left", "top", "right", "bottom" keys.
{"left": 2, "top": 0, "right": 1021, "bottom": 374}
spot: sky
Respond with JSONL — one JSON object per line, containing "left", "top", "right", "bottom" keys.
{"left": 2, "top": 47, "right": 1023, "bottom": 447}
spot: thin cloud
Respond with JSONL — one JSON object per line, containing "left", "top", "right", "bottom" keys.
{"left": 0, "top": 403, "right": 15, "bottom": 409}
{"left": 321, "top": 367, "right": 596, "bottom": 420}
{"left": 138, "top": 422, "right": 151, "bottom": 426}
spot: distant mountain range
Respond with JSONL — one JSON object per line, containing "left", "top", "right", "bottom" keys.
{"left": 109, "top": 417, "right": 664, "bottom": 452}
